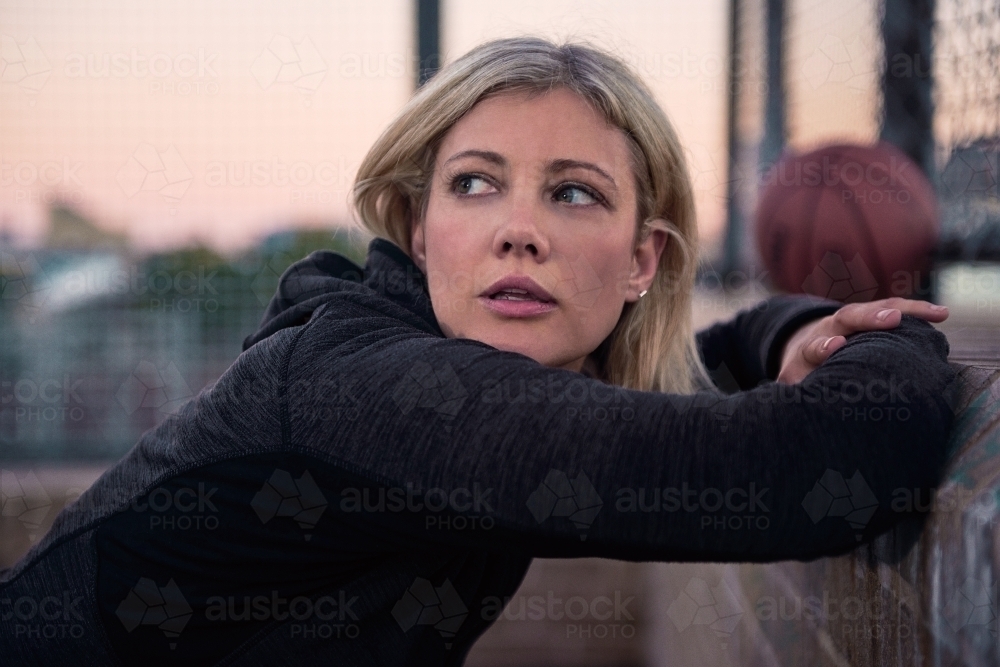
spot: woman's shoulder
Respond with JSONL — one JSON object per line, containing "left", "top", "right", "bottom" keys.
{"left": 244, "top": 240, "right": 441, "bottom": 351}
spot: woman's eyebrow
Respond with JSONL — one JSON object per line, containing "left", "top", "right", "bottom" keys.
{"left": 442, "top": 149, "right": 507, "bottom": 168}
{"left": 547, "top": 158, "right": 617, "bottom": 190}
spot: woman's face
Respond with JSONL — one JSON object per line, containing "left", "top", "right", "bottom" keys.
{"left": 411, "top": 88, "right": 666, "bottom": 372}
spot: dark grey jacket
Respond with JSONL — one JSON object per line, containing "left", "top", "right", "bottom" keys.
{"left": 0, "top": 238, "right": 957, "bottom": 666}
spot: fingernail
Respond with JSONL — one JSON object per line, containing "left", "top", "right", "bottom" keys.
{"left": 876, "top": 309, "right": 894, "bottom": 321}
{"left": 931, "top": 304, "right": 948, "bottom": 311}
{"left": 822, "top": 337, "right": 834, "bottom": 351}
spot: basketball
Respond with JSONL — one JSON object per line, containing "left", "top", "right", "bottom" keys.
{"left": 754, "top": 142, "right": 940, "bottom": 302}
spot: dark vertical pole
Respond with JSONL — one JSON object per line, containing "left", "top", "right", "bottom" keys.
{"left": 722, "top": 0, "right": 744, "bottom": 275}
{"left": 879, "top": 0, "right": 936, "bottom": 300}
{"left": 759, "top": 0, "right": 787, "bottom": 172}
{"left": 879, "top": 0, "right": 936, "bottom": 178}
{"left": 416, "top": 0, "right": 440, "bottom": 87}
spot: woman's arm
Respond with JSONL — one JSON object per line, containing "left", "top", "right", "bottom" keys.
{"left": 695, "top": 294, "right": 842, "bottom": 391}
{"left": 287, "top": 293, "right": 958, "bottom": 564}
{"left": 775, "top": 298, "right": 950, "bottom": 384}
{"left": 697, "top": 294, "right": 952, "bottom": 389}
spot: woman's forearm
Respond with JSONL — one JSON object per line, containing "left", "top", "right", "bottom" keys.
{"left": 288, "top": 298, "right": 957, "bottom": 563}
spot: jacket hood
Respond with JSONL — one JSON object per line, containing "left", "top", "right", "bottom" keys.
{"left": 242, "top": 238, "right": 439, "bottom": 350}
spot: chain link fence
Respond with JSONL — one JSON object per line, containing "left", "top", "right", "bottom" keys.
{"left": 0, "top": 222, "right": 368, "bottom": 461}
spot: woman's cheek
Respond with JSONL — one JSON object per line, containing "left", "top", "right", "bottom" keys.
{"left": 430, "top": 286, "right": 470, "bottom": 320}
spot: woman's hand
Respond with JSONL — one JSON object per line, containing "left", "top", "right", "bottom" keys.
{"left": 777, "top": 297, "right": 950, "bottom": 385}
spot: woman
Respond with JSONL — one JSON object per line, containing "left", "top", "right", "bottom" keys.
{"left": 1, "top": 38, "right": 955, "bottom": 666}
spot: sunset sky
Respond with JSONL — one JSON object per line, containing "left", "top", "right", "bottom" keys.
{"left": 0, "top": 0, "right": 881, "bottom": 256}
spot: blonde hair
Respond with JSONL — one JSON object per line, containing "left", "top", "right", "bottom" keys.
{"left": 353, "top": 36, "right": 715, "bottom": 394}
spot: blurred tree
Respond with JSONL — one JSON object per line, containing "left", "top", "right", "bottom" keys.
{"left": 45, "top": 205, "right": 128, "bottom": 252}
{"left": 254, "top": 227, "right": 369, "bottom": 267}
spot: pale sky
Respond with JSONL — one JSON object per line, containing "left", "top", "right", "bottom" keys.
{"left": 0, "top": 0, "right": 880, "bottom": 255}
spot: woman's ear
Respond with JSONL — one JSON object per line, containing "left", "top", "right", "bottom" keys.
{"left": 627, "top": 223, "right": 669, "bottom": 301}
{"left": 410, "top": 214, "right": 428, "bottom": 273}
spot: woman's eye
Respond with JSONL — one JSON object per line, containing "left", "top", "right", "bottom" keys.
{"left": 453, "top": 175, "right": 495, "bottom": 195}
{"left": 555, "top": 185, "right": 599, "bottom": 206}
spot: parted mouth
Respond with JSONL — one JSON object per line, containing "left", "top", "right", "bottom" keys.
{"left": 480, "top": 275, "right": 556, "bottom": 303}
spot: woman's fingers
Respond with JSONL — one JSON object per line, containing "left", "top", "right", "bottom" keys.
{"left": 830, "top": 298, "right": 948, "bottom": 336}
{"left": 891, "top": 298, "right": 950, "bottom": 323}
{"left": 777, "top": 298, "right": 949, "bottom": 385}
{"left": 802, "top": 334, "right": 846, "bottom": 366}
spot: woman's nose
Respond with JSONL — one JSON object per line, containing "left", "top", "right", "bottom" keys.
{"left": 493, "top": 201, "right": 550, "bottom": 261}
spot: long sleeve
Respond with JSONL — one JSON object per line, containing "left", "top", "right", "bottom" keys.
{"left": 695, "top": 294, "right": 844, "bottom": 391}
{"left": 283, "top": 292, "right": 958, "bottom": 564}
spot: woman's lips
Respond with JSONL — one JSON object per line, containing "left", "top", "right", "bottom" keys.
{"left": 478, "top": 293, "right": 558, "bottom": 317}
{"left": 478, "top": 275, "right": 558, "bottom": 318}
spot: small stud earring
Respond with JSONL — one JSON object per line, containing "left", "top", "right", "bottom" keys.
{"left": 638, "top": 290, "right": 648, "bottom": 298}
